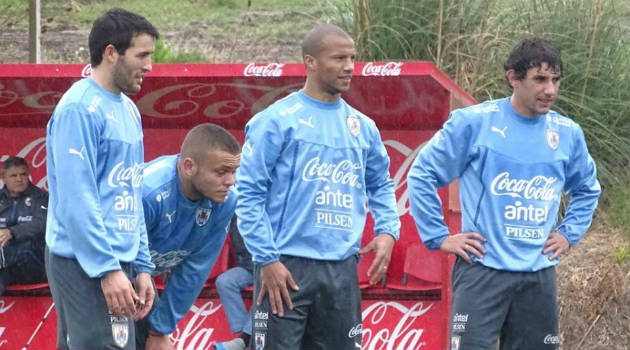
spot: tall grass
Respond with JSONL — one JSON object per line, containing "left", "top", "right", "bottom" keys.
{"left": 328, "top": 0, "right": 630, "bottom": 222}
{"left": 152, "top": 39, "right": 208, "bottom": 63}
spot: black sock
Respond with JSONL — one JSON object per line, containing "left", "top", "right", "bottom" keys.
{"left": 240, "top": 332, "right": 250, "bottom": 345}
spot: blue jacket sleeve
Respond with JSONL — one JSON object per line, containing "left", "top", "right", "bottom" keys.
{"left": 235, "top": 113, "right": 283, "bottom": 266}
{"left": 134, "top": 193, "right": 154, "bottom": 275}
{"left": 556, "top": 125, "right": 601, "bottom": 245}
{"left": 365, "top": 124, "right": 401, "bottom": 240}
{"left": 148, "top": 200, "right": 234, "bottom": 334}
{"left": 407, "top": 113, "right": 474, "bottom": 250}
{"left": 49, "top": 104, "right": 121, "bottom": 277}
{"left": 135, "top": 185, "right": 159, "bottom": 274}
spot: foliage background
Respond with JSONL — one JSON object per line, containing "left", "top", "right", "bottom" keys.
{"left": 326, "top": 0, "right": 629, "bottom": 220}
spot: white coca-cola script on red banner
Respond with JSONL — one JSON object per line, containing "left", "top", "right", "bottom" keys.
{"left": 362, "top": 62, "right": 403, "bottom": 76}
{"left": 0, "top": 297, "right": 444, "bottom": 350}
{"left": 243, "top": 63, "right": 285, "bottom": 77}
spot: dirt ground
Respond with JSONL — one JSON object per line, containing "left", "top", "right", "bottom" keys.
{"left": 1, "top": 11, "right": 629, "bottom": 350}
{"left": 557, "top": 211, "right": 629, "bottom": 350}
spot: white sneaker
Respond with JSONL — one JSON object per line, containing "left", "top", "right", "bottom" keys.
{"left": 213, "top": 337, "right": 246, "bottom": 350}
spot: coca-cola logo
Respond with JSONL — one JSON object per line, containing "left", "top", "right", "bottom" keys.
{"left": 170, "top": 301, "right": 222, "bottom": 350}
{"left": 362, "top": 62, "right": 403, "bottom": 76}
{"left": 107, "top": 162, "right": 143, "bottom": 188}
{"left": 81, "top": 64, "right": 92, "bottom": 77}
{"left": 348, "top": 324, "right": 362, "bottom": 338}
{"left": 490, "top": 172, "right": 558, "bottom": 201}
{"left": 302, "top": 157, "right": 362, "bottom": 189}
{"left": 543, "top": 334, "right": 559, "bottom": 344}
{"left": 243, "top": 63, "right": 284, "bottom": 77}
{"left": 362, "top": 301, "right": 432, "bottom": 350}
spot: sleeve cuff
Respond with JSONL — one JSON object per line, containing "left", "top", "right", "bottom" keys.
{"left": 425, "top": 233, "right": 449, "bottom": 251}
{"left": 375, "top": 232, "right": 399, "bottom": 242}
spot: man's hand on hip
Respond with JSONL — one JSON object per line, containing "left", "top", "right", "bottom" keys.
{"left": 440, "top": 232, "right": 487, "bottom": 264}
{"left": 258, "top": 261, "right": 299, "bottom": 317}
{"left": 543, "top": 231, "right": 570, "bottom": 260}
{"left": 359, "top": 233, "right": 395, "bottom": 285}
{"left": 101, "top": 270, "right": 138, "bottom": 317}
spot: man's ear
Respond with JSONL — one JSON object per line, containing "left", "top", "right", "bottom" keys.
{"left": 181, "top": 157, "right": 197, "bottom": 177}
{"left": 505, "top": 69, "right": 518, "bottom": 89}
{"left": 304, "top": 54, "right": 316, "bottom": 71}
{"left": 102, "top": 44, "right": 119, "bottom": 65}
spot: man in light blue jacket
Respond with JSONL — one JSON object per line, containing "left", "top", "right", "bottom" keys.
{"left": 136, "top": 123, "right": 240, "bottom": 350}
{"left": 407, "top": 38, "right": 600, "bottom": 350}
{"left": 236, "top": 24, "right": 401, "bottom": 350}
{"left": 45, "top": 8, "right": 159, "bottom": 350}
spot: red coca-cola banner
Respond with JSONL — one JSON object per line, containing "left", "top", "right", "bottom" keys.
{"left": 0, "top": 296, "right": 443, "bottom": 350}
{"left": 0, "top": 62, "right": 474, "bottom": 130}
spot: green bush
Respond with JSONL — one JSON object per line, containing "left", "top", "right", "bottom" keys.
{"left": 152, "top": 39, "right": 208, "bottom": 63}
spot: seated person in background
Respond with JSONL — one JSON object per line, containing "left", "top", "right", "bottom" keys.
{"left": 0, "top": 156, "right": 48, "bottom": 295}
{"left": 135, "top": 123, "right": 241, "bottom": 350}
{"left": 214, "top": 215, "right": 254, "bottom": 350}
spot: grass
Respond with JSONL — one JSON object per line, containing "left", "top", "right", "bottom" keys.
{"left": 606, "top": 181, "right": 630, "bottom": 233}
{"left": 152, "top": 39, "right": 208, "bottom": 63}
{"left": 2, "top": 0, "right": 319, "bottom": 31}
{"left": 2, "top": 0, "right": 334, "bottom": 63}
{"left": 612, "top": 244, "right": 629, "bottom": 264}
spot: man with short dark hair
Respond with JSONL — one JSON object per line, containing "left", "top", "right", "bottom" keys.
{"left": 236, "top": 24, "right": 401, "bottom": 349}
{"left": 45, "top": 8, "right": 159, "bottom": 350}
{"left": 0, "top": 157, "right": 48, "bottom": 295}
{"left": 407, "top": 38, "right": 601, "bottom": 350}
{"left": 136, "top": 123, "right": 241, "bottom": 350}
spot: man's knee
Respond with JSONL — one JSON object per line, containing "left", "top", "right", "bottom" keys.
{"left": 215, "top": 273, "right": 232, "bottom": 291}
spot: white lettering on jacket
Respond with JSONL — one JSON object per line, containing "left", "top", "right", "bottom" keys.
{"left": 490, "top": 172, "right": 558, "bottom": 201}
{"left": 107, "top": 162, "right": 143, "bottom": 188}
{"left": 302, "top": 157, "right": 362, "bottom": 189}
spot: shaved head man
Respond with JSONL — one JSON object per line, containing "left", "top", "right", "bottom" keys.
{"left": 236, "top": 24, "right": 400, "bottom": 350}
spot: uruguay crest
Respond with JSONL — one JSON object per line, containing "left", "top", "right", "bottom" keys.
{"left": 196, "top": 207, "right": 211, "bottom": 226}
{"left": 346, "top": 114, "right": 360, "bottom": 137}
{"left": 255, "top": 332, "right": 266, "bottom": 350}
{"left": 546, "top": 129, "right": 559, "bottom": 150}
{"left": 110, "top": 316, "right": 129, "bottom": 348}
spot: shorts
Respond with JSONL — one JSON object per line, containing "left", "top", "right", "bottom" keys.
{"left": 449, "top": 258, "right": 559, "bottom": 350}
{"left": 46, "top": 247, "right": 136, "bottom": 350}
{"left": 251, "top": 255, "right": 362, "bottom": 350}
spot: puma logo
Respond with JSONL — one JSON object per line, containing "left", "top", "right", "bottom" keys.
{"left": 165, "top": 210, "right": 176, "bottom": 223}
{"left": 299, "top": 116, "right": 314, "bottom": 128}
{"left": 491, "top": 126, "right": 507, "bottom": 138}
{"left": 68, "top": 146, "right": 85, "bottom": 160}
